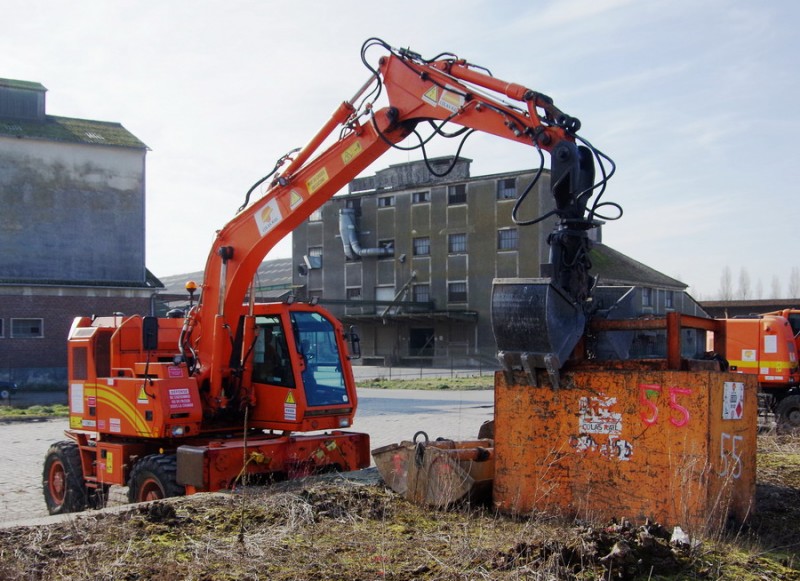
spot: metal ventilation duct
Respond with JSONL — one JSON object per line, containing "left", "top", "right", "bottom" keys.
{"left": 338, "top": 208, "right": 393, "bottom": 259}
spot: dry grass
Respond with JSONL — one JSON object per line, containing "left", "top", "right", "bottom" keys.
{"left": 0, "top": 434, "right": 798, "bottom": 580}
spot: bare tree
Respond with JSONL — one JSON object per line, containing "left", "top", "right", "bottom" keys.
{"left": 771, "top": 275, "right": 782, "bottom": 299}
{"left": 737, "top": 268, "right": 751, "bottom": 300}
{"left": 719, "top": 266, "right": 733, "bottom": 300}
{"left": 756, "top": 279, "right": 763, "bottom": 300}
{"left": 790, "top": 267, "right": 800, "bottom": 298}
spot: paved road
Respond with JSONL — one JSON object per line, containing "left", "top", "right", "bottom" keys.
{"left": 0, "top": 387, "right": 493, "bottom": 525}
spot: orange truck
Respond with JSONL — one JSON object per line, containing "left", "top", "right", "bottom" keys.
{"left": 721, "top": 314, "right": 800, "bottom": 430}
{"left": 43, "top": 38, "right": 608, "bottom": 513}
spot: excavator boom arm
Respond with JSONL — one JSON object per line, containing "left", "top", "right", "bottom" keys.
{"left": 190, "top": 41, "right": 608, "bottom": 408}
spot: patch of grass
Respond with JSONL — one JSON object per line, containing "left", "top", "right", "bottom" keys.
{"left": 0, "top": 403, "right": 69, "bottom": 419}
{"left": 358, "top": 375, "right": 494, "bottom": 391}
{"left": 0, "top": 479, "right": 797, "bottom": 580}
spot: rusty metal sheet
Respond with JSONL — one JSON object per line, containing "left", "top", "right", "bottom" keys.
{"left": 493, "top": 369, "right": 756, "bottom": 533}
{"left": 373, "top": 438, "right": 494, "bottom": 507}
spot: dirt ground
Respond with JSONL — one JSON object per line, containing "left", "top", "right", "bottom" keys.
{"left": 0, "top": 434, "right": 798, "bottom": 580}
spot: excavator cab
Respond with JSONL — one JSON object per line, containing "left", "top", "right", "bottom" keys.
{"left": 245, "top": 302, "right": 360, "bottom": 432}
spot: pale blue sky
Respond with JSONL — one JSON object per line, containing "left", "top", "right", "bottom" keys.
{"left": 4, "top": 0, "right": 798, "bottom": 298}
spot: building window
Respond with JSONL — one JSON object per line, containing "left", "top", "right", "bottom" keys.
{"left": 11, "top": 318, "right": 43, "bottom": 338}
{"left": 346, "top": 287, "right": 362, "bottom": 300}
{"left": 642, "top": 288, "right": 653, "bottom": 308}
{"left": 413, "top": 237, "right": 430, "bottom": 256}
{"left": 378, "top": 196, "right": 394, "bottom": 208}
{"left": 345, "top": 198, "right": 361, "bottom": 210}
{"left": 448, "top": 281, "right": 468, "bottom": 303}
{"left": 412, "top": 191, "right": 430, "bottom": 204}
{"left": 448, "top": 233, "right": 467, "bottom": 254}
{"left": 497, "top": 228, "right": 518, "bottom": 250}
{"left": 413, "top": 284, "right": 430, "bottom": 303}
{"left": 307, "top": 246, "right": 323, "bottom": 268}
{"left": 497, "top": 178, "right": 517, "bottom": 200}
{"left": 448, "top": 184, "right": 467, "bottom": 205}
{"left": 665, "top": 290, "right": 674, "bottom": 309}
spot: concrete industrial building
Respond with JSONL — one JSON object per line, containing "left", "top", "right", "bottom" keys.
{"left": 292, "top": 157, "right": 704, "bottom": 366}
{"left": 0, "top": 78, "right": 159, "bottom": 387}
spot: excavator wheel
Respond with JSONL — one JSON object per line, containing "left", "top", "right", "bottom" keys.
{"left": 43, "top": 441, "right": 87, "bottom": 515}
{"left": 127, "top": 454, "right": 184, "bottom": 504}
{"left": 776, "top": 395, "right": 800, "bottom": 433}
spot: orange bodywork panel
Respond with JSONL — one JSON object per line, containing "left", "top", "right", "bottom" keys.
{"left": 493, "top": 369, "right": 756, "bottom": 531}
{"left": 176, "top": 431, "right": 371, "bottom": 493}
{"left": 722, "top": 316, "right": 799, "bottom": 388}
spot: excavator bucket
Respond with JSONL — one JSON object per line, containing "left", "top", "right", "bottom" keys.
{"left": 372, "top": 436, "right": 494, "bottom": 508}
{"left": 492, "top": 278, "right": 585, "bottom": 385}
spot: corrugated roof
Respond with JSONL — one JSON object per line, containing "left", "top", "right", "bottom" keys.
{"left": 0, "top": 115, "right": 147, "bottom": 149}
{"left": 0, "top": 269, "right": 163, "bottom": 289}
{"left": 158, "top": 257, "right": 294, "bottom": 294}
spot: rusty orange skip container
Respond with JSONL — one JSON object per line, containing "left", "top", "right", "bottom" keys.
{"left": 493, "top": 368, "right": 756, "bottom": 532}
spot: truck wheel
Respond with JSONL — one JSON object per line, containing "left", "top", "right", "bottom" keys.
{"left": 777, "top": 395, "right": 800, "bottom": 433}
{"left": 43, "top": 441, "right": 87, "bottom": 514}
{"left": 127, "top": 455, "right": 184, "bottom": 503}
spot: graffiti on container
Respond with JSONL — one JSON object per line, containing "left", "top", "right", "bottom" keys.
{"left": 571, "top": 396, "right": 633, "bottom": 461}
{"left": 638, "top": 384, "right": 692, "bottom": 427}
{"left": 578, "top": 396, "right": 623, "bottom": 434}
{"left": 719, "top": 432, "right": 743, "bottom": 479}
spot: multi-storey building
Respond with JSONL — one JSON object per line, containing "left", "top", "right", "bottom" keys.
{"left": 0, "top": 78, "right": 159, "bottom": 387}
{"left": 293, "top": 157, "right": 704, "bottom": 366}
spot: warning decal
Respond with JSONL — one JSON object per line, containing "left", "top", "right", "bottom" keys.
{"left": 723, "top": 381, "right": 744, "bottom": 420}
{"left": 307, "top": 168, "right": 330, "bottom": 194}
{"left": 137, "top": 386, "right": 148, "bottom": 404}
{"left": 289, "top": 189, "right": 304, "bottom": 209}
{"left": 422, "top": 85, "right": 439, "bottom": 106}
{"left": 284, "top": 391, "right": 297, "bottom": 421}
{"left": 341, "top": 141, "right": 363, "bottom": 165}
{"left": 439, "top": 85, "right": 465, "bottom": 113}
{"left": 168, "top": 388, "right": 193, "bottom": 410}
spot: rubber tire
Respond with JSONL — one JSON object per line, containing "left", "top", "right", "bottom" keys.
{"left": 776, "top": 395, "right": 800, "bottom": 433}
{"left": 43, "top": 441, "right": 87, "bottom": 515}
{"left": 127, "top": 454, "right": 184, "bottom": 504}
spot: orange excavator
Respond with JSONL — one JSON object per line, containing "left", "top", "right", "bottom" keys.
{"left": 43, "top": 38, "right": 613, "bottom": 513}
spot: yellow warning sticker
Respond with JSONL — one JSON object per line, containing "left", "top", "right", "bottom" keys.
{"left": 106, "top": 451, "right": 114, "bottom": 474}
{"left": 422, "top": 85, "right": 439, "bottom": 106}
{"left": 307, "top": 168, "right": 329, "bottom": 194}
{"left": 70, "top": 415, "right": 82, "bottom": 429}
{"left": 285, "top": 392, "right": 296, "bottom": 404}
{"left": 289, "top": 189, "right": 303, "bottom": 209}
{"left": 137, "top": 386, "right": 148, "bottom": 404}
{"left": 341, "top": 141, "right": 363, "bottom": 165}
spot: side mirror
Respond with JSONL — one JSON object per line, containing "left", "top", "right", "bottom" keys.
{"left": 347, "top": 325, "right": 361, "bottom": 360}
{"left": 142, "top": 316, "right": 159, "bottom": 351}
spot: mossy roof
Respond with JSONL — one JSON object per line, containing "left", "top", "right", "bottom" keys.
{"left": 0, "top": 78, "right": 46, "bottom": 91}
{"left": 0, "top": 114, "right": 147, "bottom": 149}
{"left": 590, "top": 243, "right": 686, "bottom": 290}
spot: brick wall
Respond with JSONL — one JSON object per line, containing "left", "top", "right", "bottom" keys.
{"left": 0, "top": 293, "right": 152, "bottom": 387}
